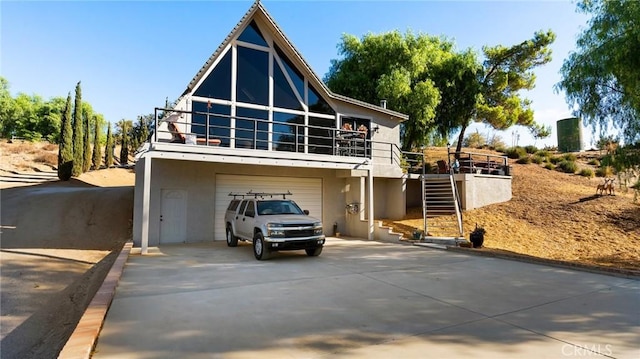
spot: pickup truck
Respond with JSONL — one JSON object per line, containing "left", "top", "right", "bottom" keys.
{"left": 224, "top": 195, "right": 325, "bottom": 260}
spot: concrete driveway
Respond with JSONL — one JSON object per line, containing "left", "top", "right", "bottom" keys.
{"left": 93, "top": 238, "right": 639, "bottom": 359}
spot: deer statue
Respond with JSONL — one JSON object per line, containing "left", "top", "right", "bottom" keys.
{"left": 604, "top": 177, "right": 616, "bottom": 196}
{"left": 596, "top": 178, "right": 608, "bottom": 195}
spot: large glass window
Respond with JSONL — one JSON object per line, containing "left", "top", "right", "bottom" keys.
{"left": 308, "top": 116, "right": 335, "bottom": 155}
{"left": 236, "top": 46, "right": 269, "bottom": 105}
{"left": 308, "top": 85, "right": 335, "bottom": 115}
{"left": 275, "top": 44, "right": 304, "bottom": 100}
{"left": 236, "top": 107, "right": 268, "bottom": 150}
{"left": 274, "top": 61, "right": 303, "bottom": 110}
{"left": 273, "top": 112, "right": 304, "bottom": 152}
{"left": 193, "top": 50, "right": 231, "bottom": 100}
{"left": 192, "top": 102, "right": 231, "bottom": 147}
{"left": 237, "top": 20, "right": 268, "bottom": 47}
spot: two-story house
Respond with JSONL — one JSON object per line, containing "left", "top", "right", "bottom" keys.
{"left": 133, "top": 1, "right": 416, "bottom": 252}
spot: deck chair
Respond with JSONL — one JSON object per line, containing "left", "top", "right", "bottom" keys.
{"left": 436, "top": 160, "right": 449, "bottom": 174}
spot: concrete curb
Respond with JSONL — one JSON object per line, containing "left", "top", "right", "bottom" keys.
{"left": 58, "top": 241, "right": 133, "bottom": 359}
{"left": 446, "top": 245, "right": 640, "bottom": 279}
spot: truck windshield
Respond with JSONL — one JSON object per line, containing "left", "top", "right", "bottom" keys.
{"left": 257, "top": 200, "right": 304, "bottom": 215}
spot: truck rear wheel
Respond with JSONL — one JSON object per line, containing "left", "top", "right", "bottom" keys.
{"left": 226, "top": 226, "right": 238, "bottom": 247}
{"left": 253, "top": 232, "right": 271, "bottom": 260}
{"left": 305, "top": 247, "right": 323, "bottom": 256}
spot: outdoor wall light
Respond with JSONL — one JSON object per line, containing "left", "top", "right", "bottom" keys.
{"left": 373, "top": 125, "right": 380, "bottom": 133}
{"left": 346, "top": 202, "right": 359, "bottom": 214}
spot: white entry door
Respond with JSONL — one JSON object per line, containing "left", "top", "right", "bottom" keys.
{"left": 160, "top": 189, "right": 187, "bottom": 244}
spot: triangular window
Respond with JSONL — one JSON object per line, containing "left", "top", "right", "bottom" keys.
{"left": 237, "top": 20, "right": 268, "bottom": 47}
{"left": 193, "top": 50, "right": 231, "bottom": 100}
{"left": 274, "top": 44, "right": 304, "bottom": 99}
{"left": 274, "top": 61, "right": 303, "bottom": 110}
{"left": 308, "top": 85, "right": 335, "bottom": 115}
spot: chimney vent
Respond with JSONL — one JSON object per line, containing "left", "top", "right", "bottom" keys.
{"left": 380, "top": 99, "right": 387, "bottom": 109}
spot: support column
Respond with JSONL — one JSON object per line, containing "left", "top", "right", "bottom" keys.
{"left": 367, "top": 167, "right": 374, "bottom": 241}
{"left": 141, "top": 155, "right": 152, "bottom": 254}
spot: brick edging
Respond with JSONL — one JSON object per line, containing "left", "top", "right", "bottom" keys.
{"left": 58, "top": 241, "right": 133, "bottom": 359}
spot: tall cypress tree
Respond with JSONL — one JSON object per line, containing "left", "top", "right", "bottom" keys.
{"left": 105, "top": 122, "right": 114, "bottom": 168}
{"left": 57, "top": 93, "right": 74, "bottom": 181}
{"left": 82, "top": 109, "right": 91, "bottom": 172}
{"left": 91, "top": 115, "right": 102, "bottom": 170}
{"left": 119, "top": 120, "right": 130, "bottom": 166}
{"left": 71, "top": 81, "right": 83, "bottom": 176}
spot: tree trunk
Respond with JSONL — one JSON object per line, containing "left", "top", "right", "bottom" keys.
{"left": 455, "top": 124, "right": 468, "bottom": 158}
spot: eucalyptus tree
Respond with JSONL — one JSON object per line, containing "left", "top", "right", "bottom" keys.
{"left": 556, "top": 0, "right": 640, "bottom": 144}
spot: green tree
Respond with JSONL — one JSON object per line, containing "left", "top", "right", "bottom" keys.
{"left": 82, "top": 109, "right": 92, "bottom": 172}
{"left": 118, "top": 120, "right": 131, "bottom": 165}
{"left": 325, "top": 30, "right": 555, "bottom": 152}
{"left": 91, "top": 114, "right": 102, "bottom": 170}
{"left": 105, "top": 122, "right": 114, "bottom": 168}
{"left": 463, "top": 131, "right": 486, "bottom": 149}
{"left": 557, "top": 0, "right": 640, "bottom": 145}
{"left": 452, "top": 30, "right": 556, "bottom": 154}
{"left": 71, "top": 81, "right": 84, "bottom": 176}
{"left": 57, "top": 93, "right": 74, "bottom": 181}
{"left": 325, "top": 31, "right": 448, "bottom": 150}
{"left": 529, "top": 123, "right": 552, "bottom": 146}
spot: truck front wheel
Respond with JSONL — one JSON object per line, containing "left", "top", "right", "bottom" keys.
{"left": 253, "top": 232, "right": 271, "bottom": 260}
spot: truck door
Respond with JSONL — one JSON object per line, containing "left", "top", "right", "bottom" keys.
{"left": 236, "top": 200, "right": 255, "bottom": 239}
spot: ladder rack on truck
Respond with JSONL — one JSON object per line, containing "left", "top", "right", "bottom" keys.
{"left": 228, "top": 190, "right": 293, "bottom": 199}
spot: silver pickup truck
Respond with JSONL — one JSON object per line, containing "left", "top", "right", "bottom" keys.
{"left": 224, "top": 194, "right": 325, "bottom": 260}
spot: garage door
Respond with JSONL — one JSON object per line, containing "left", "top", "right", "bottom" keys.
{"left": 214, "top": 175, "right": 323, "bottom": 240}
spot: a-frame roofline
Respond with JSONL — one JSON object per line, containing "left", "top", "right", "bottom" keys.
{"left": 181, "top": 0, "right": 408, "bottom": 121}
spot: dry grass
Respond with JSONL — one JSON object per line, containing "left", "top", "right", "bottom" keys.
{"left": 388, "top": 147, "right": 640, "bottom": 273}
{"left": 0, "top": 141, "right": 58, "bottom": 171}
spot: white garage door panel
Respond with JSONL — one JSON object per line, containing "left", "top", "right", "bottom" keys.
{"left": 214, "top": 175, "right": 323, "bottom": 240}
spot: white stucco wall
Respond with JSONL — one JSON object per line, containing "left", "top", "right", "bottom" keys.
{"left": 133, "top": 158, "right": 406, "bottom": 246}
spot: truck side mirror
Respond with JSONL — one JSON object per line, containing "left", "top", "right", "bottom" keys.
{"left": 303, "top": 210, "right": 309, "bottom": 215}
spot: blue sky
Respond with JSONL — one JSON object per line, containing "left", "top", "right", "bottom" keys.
{"left": 2, "top": 0, "right": 590, "bottom": 147}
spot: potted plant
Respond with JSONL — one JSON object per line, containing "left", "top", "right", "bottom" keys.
{"left": 469, "top": 224, "right": 485, "bottom": 248}
{"left": 412, "top": 230, "right": 423, "bottom": 240}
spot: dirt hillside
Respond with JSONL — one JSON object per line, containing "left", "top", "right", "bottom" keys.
{"left": 389, "top": 147, "right": 640, "bottom": 273}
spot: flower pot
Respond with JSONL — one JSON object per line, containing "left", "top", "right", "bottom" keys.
{"left": 470, "top": 232, "right": 484, "bottom": 248}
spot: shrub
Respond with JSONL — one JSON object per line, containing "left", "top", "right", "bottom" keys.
{"left": 579, "top": 168, "right": 594, "bottom": 178}
{"left": 463, "top": 131, "right": 486, "bottom": 149}
{"left": 549, "top": 156, "right": 563, "bottom": 164}
{"left": 595, "top": 166, "right": 614, "bottom": 177}
{"left": 42, "top": 143, "right": 58, "bottom": 151}
{"left": 516, "top": 156, "right": 531, "bottom": 164}
{"left": 524, "top": 145, "right": 538, "bottom": 154}
{"left": 532, "top": 155, "right": 545, "bottom": 164}
{"left": 487, "top": 135, "right": 506, "bottom": 151}
{"left": 544, "top": 163, "right": 555, "bottom": 170}
{"left": 557, "top": 160, "right": 578, "bottom": 173}
{"left": 535, "top": 149, "right": 550, "bottom": 158}
{"left": 494, "top": 145, "right": 507, "bottom": 153}
{"left": 33, "top": 152, "right": 58, "bottom": 166}
{"left": 563, "top": 153, "right": 577, "bottom": 161}
{"left": 587, "top": 158, "right": 600, "bottom": 166}
{"left": 505, "top": 146, "right": 526, "bottom": 159}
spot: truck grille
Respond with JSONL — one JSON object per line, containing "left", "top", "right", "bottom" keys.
{"left": 285, "top": 229, "right": 315, "bottom": 238}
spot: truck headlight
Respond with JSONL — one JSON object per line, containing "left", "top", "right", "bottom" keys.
{"left": 267, "top": 223, "right": 285, "bottom": 237}
{"left": 313, "top": 222, "right": 323, "bottom": 235}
